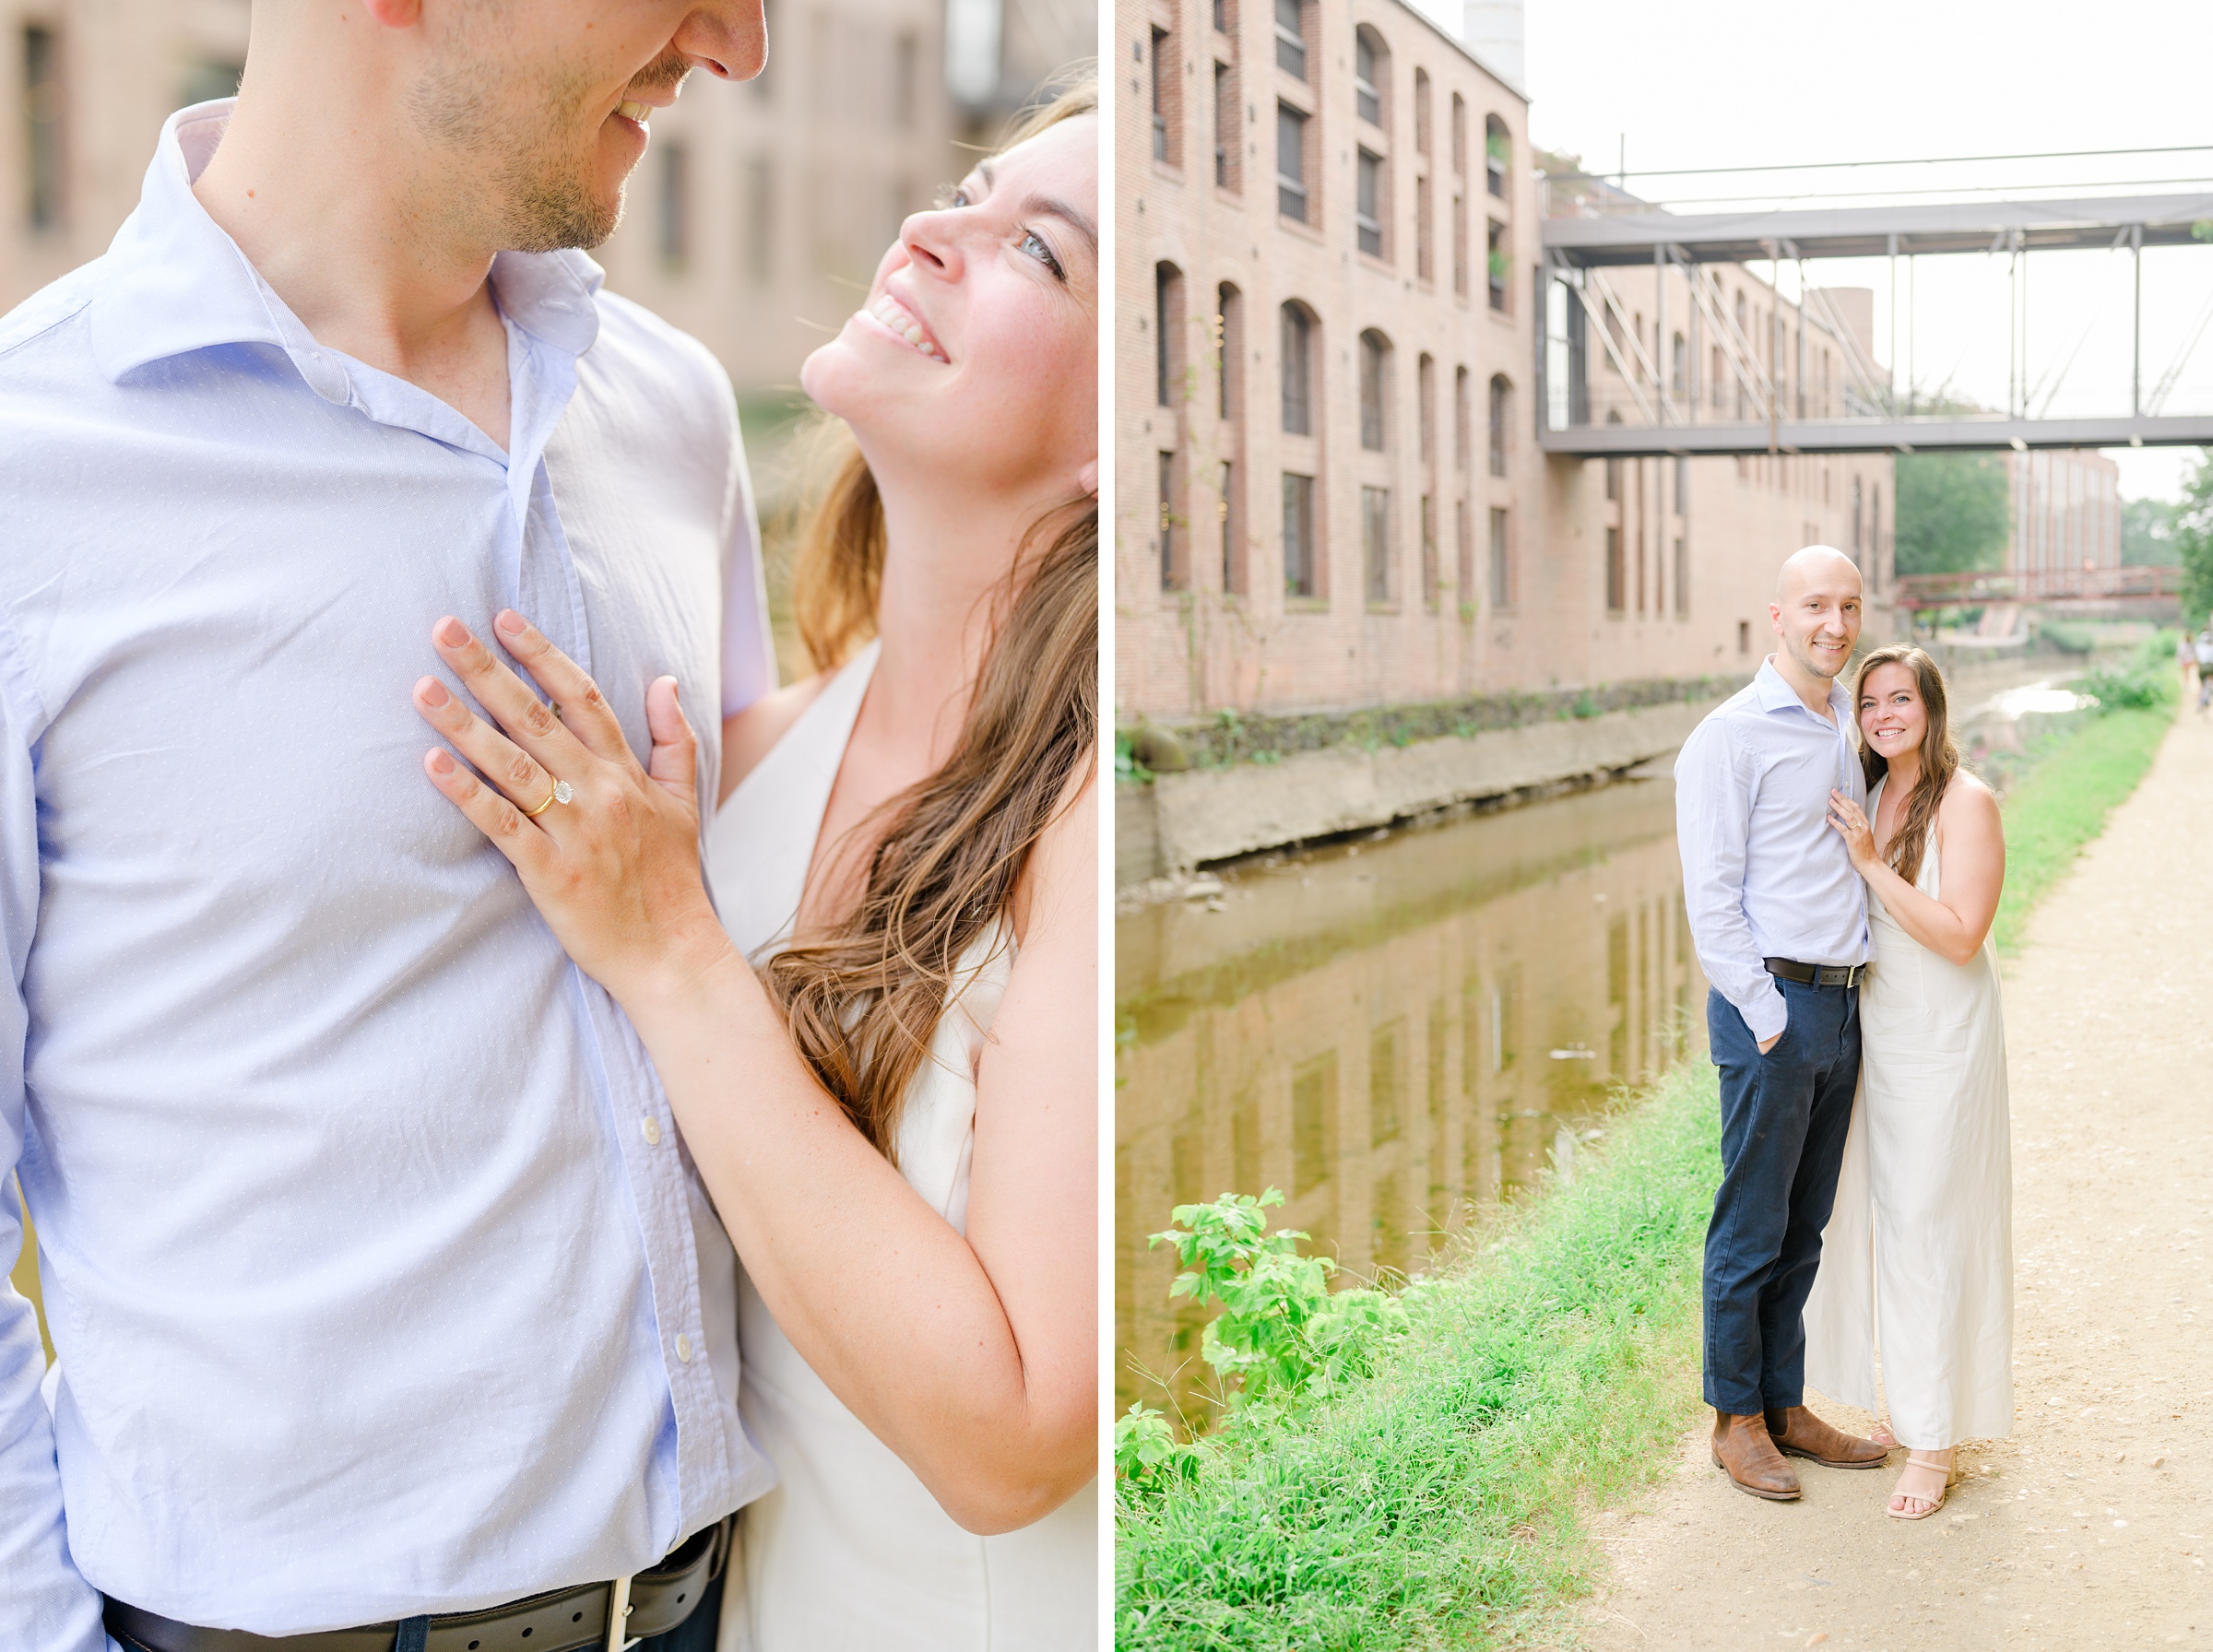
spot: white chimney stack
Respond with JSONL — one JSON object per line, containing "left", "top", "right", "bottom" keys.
{"left": 1461, "top": 0, "right": 1525, "bottom": 95}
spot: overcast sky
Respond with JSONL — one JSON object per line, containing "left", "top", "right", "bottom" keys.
{"left": 1502, "top": 0, "right": 2212, "bottom": 500}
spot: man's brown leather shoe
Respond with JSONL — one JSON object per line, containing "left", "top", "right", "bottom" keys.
{"left": 1711, "top": 1410, "right": 1800, "bottom": 1500}
{"left": 1764, "top": 1404, "right": 1890, "bottom": 1469}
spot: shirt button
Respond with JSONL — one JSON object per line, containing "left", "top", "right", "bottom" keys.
{"left": 641, "top": 1115, "right": 662, "bottom": 1147}
{"left": 675, "top": 1333, "right": 693, "bottom": 1364}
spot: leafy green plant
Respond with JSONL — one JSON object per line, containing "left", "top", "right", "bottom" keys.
{"left": 1116, "top": 1402, "right": 1206, "bottom": 1502}
{"left": 1149, "top": 1189, "right": 1409, "bottom": 1404}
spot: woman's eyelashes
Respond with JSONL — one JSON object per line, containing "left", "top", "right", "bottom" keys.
{"left": 1020, "top": 228, "right": 1067, "bottom": 279}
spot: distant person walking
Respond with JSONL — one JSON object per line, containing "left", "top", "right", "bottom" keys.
{"left": 2195, "top": 630, "right": 2213, "bottom": 714}
{"left": 2179, "top": 631, "right": 2196, "bottom": 702}
{"left": 1675, "top": 545, "right": 1891, "bottom": 1502}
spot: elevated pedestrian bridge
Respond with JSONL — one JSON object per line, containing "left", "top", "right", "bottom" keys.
{"left": 1536, "top": 191, "right": 2213, "bottom": 456}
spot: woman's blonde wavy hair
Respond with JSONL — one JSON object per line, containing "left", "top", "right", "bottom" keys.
{"left": 763, "top": 68, "right": 1098, "bottom": 1162}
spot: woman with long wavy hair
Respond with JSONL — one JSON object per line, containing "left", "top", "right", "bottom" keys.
{"left": 405, "top": 77, "right": 1098, "bottom": 1646}
{"left": 1805, "top": 643, "right": 2013, "bottom": 1522}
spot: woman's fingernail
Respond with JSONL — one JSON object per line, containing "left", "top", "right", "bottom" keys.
{"left": 437, "top": 618, "right": 471, "bottom": 648}
{"left": 428, "top": 749, "right": 455, "bottom": 775}
{"left": 496, "top": 610, "right": 527, "bottom": 636}
{"left": 420, "top": 678, "right": 450, "bottom": 708}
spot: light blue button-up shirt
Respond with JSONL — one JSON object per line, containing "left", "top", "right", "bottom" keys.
{"left": 0, "top": 103, "right": 776, "bottom": 1646}
{"left": 1675, "top": 658, "right": 1871, "bottom": 1045}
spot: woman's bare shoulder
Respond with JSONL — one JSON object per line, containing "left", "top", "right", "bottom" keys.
{"left": 720, "top": 673, "right": 834, "bottom": 803}
{"left": 1940, "top": 768, "right": 1999, "bottom": 816}
{"left": 1010, "top": 761, "right": 1099, "bottom": 949}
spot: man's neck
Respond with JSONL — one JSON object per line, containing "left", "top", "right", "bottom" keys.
{"left": 189, "top": 79, "right": 515, "bottom": 449}
{"left": 1768, "top": 651, "right": 1840, "bottom": 722}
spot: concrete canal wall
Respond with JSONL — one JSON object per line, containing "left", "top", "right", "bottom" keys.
{"left": 1118, "top": 696, "right": 1716, "bottom": 882}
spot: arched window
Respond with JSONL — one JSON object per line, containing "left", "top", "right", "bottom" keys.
{"left": 1671, "top": 331, "right": 1686, "bottom": 400}
{"left": 1450, "top": 93, "right": 1466, "bottom": 175}
{"left": 1484, "top": 113, "right": 1509, "bottom": 199}
{"left": 1359, "top": 329, "right": 1391, "bottom": 452}
{"left": 1416, "top": 352, "right": 1436, "bottom": 466}
{"left": 1354, "top": 26, "right": 1387, "bottom": 126}
{"left": 1216, "top": 281, "right": 1243, "bottom": 420}
{"left": 1280, "top": 301, "right": 1315, "bottom": 435}
{"left": 1413, "top": 69, "right": 1431, "bottom": 156}
{"left": 1454, "top": 365, "right": 1471, "bottom": 471}
{"left": 1488, "top": 373, "right": 1511, "bottom": 476}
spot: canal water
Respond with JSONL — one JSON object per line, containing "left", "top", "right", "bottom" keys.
{"left": 1113, "top": 661, "right": 2104, "bottom": 1430}
{"left": 1115, "top": 774, "right": 1706, "bottom": 1429}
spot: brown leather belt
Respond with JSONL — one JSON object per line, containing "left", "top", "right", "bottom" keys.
{"left": 106, "top": 1516, "right": 728, "bottom": 1652}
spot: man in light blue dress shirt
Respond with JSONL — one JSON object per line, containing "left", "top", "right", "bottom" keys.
{"left": 0, "top": 6, "right": 780, "bottom": 1648}
{"left": 1675, "top": 546, "right": 1891, "bottom": 1502}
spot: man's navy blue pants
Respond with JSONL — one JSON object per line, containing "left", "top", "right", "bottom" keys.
{"left": 1703, "top": 977, "right": 1862, "bottom": 1417}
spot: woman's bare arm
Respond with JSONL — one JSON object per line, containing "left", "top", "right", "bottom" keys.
{"left": 415, "top": 615, "right": 1095, "bottom": 1532}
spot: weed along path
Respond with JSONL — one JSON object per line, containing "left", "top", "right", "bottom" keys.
{"left": 1580, "top": 710, "right": 2213, "bottom": 1652}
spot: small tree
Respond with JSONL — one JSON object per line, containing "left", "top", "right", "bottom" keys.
{"left": 1894, "top": 451, "right": 2011, "bottom": 577}
{"left": 2122, "top": 496, "right": 2181, "bottom": 567}
{"left": 2175, "top": 449, "right": 2213, "bottom": 628}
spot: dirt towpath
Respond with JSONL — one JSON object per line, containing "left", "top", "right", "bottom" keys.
{"left": 1579, "top": 711, "right": 2213, "bottom": 1652}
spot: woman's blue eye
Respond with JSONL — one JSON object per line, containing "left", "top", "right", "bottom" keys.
{"left": 1022, "top": 230, "right": 1064, "bottom": 277}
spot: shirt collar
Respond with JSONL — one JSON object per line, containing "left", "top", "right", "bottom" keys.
{"left": 1753, "top": 656, "right": 1851, "bottom": 725}
{"left": 89, "top": 100, "right": 604, "bottom": 398}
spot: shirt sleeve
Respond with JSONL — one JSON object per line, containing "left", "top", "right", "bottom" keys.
{"left": 1675, "top": 715, "right": 1788, "bottom": 1045}
{"left": 717, "top": 407, "right": 775, "bottom": 718}
{"left": 0, "top": 637, "right": 111, "bottom": 1652}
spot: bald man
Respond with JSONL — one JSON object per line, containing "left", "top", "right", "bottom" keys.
{"left": 1674, "top": 547, "right": 1891, "bottom": 1501}
{"left": 0, "top": 5, "right": 777, "bottom": 1648}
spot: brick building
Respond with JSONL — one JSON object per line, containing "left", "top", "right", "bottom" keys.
{"left": 2004, "top": 446, "right": 2120, "bottom": 592}
{"left": 1115, "top": 0, "right": 1895, "bottom": 726}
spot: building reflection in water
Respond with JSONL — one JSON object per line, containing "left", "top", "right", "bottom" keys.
{"left": 1115, "top": 776, "right": 1709, "bottom": 1430}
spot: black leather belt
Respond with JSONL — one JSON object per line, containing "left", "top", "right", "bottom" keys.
{"left": 1763, "top": 956, "right": 1865, "bottom": 989}
{"left": 107, "top": 1516, "right": 728, "bottom": 1652}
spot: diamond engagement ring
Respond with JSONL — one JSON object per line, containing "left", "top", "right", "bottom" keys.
{"left": 521, "top": 778, "right": 574, "bottom": 818}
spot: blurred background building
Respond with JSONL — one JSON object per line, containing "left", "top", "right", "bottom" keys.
{"left": 0, "top": 0, "right": 1095, "bottom": 1355}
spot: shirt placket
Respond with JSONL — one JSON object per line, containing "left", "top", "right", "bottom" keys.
{"left": 507, "top": 336, "right": 738, "bottom": 1532}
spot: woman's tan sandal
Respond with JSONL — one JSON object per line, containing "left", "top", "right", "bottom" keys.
{"left": 1885, "top": 1452, "right": 1959, "bottom": 1521}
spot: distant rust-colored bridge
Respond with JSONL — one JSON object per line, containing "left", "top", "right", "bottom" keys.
{"left": 1893, "top": 563, "right": 2182, "bottom": 613}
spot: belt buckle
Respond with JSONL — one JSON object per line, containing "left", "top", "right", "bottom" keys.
{"left": 607, "top": 1576, "right": 635, "bottom": 1652}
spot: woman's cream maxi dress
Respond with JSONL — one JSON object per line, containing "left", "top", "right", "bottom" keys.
{"left": 1805, "top": 777, "right": 2014, "bottom": 1450}
{"left": 704, "top": 641, "right": 1096, "bottom": 1651}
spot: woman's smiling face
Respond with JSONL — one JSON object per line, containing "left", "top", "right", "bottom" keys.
{"left": 1858, "top": 660, "right": 1928, "bottom": 764}
{"left": 799, "top": 112, "right": 1098, "bottom": 505}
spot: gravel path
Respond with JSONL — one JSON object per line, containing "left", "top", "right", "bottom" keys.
{"left": 1578, "top": 710, "right": 2213, "bottom": 1652}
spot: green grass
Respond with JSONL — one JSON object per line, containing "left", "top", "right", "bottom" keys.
{"left": 1991, "top": 702, "right": 2173, "bottom": 956}
{"left": 1117, "top": 680, "right": 2181, "bottom": 1651}
{"left": 1115, "top": 1067, "right": 1722, "bottom": 1652}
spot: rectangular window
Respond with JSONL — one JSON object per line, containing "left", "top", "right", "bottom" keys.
{"left": 1276, "top": 102, "right": 1308, "bottom": 221}
{"left": 1363, "top": 486, "right": 1392, "bottom": 603}
{"left": 743, "top": 156, "right": 775, "bottom": 285}
{"left": 1488, "top": 376, "right": 1509, "bottom": 477}
{"left": 1356, "top": 149, "right": 1383, "bottom": 258}
{"left": 24, "top": 25, "right": 63, "bottom": 233}
{"left": 893, "top": 32, "right": 918, "bottom": 129}
{"left": 1420, "top": 495, "right": 1438, "bottom": 610}
{"left": 1151, "top": 28, "right": 1171, "bottom": 163}
{"left": 1417, "top": 356, "right": 1435, "bottom": 466}
{"left": 1485, "top": 125, "right": 1508, "bottom": 197}
{"left": 1358, "top": 336, "right": 1386, "bottom": 452}
{"left": 1274, "top": 0, "right": 1307, "bottom": 78}
{"left": 1213, "top": 62, "right": 1235, "bottom": 188}
{"left": 1280, "top": 304, "right": 1311, "bottom": 434}
{"left": 1159, "top": 451, "right": 1182, "bottom": 590}
{"left": 1604, "top": 457, "right": 1619, "bottom": 502}
{"left": 1673, "top": 536, "right": 1687, "bottom": 617}
{"left": 1489, "top": 507, "right": 1512, "bottom": 608}
{"left": 1738, "top": 619, "right": 1751, "bottom": 655}
{"left": 1605, "top": 524, "right": 1625, "bottom": 611}
{"left": 1284, "top": 472, "right": 1318, "bottom": 596}
{"left": 1454, "top": 366, "right": 1471, "bottom": 471}
{"left": 1456, "top": 499, "right": 1473, "bottom": 611}
{"left": 1414, "top": 174, "right": 1432, "bottom": 283}
{"left": 1675, "top": 455, "right": 1688, "bottom": 515}
{"left": 1214, "top": 0, "right": 1230, "bottom": 30}
{"left": 1486, "top": 218, "right": 1508, "bottom": 312}
{"left": 1220, "top": 461, "right": 1240, "bottom": 594}
{"left": 1155, "top": 265, "right": 1176, "bottom": 405}
{"left": 1452, "top": 194, "right": 1468, "bottom": 297}
{"left": 657, "top": 141, "right": 690, "bottom": 267}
